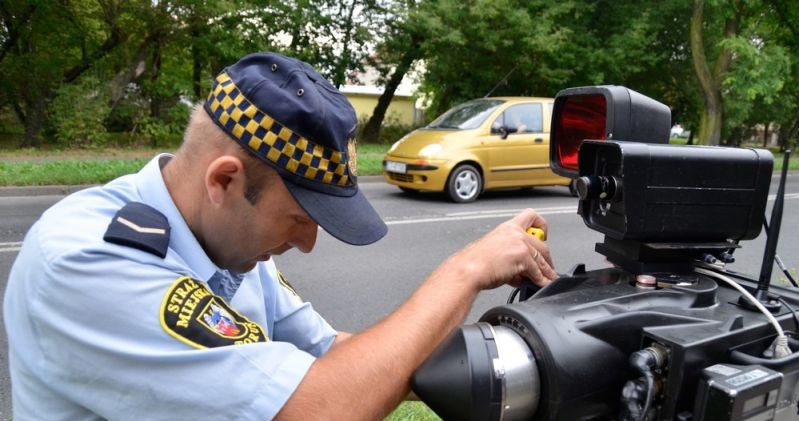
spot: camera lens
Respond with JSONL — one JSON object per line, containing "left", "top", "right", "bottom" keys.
{"left": 412, "top": 322, "right": 540, "bottom": 421}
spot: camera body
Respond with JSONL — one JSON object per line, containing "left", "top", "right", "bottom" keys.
{"left": 412, "top": 86, "right": 799, "bottom": 421}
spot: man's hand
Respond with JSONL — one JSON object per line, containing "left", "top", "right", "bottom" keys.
{"left": 277, "top": 209, "right": 557, "bottom": 420}
{"left": 436, "top": 209, "right": 557, "bottom": 291}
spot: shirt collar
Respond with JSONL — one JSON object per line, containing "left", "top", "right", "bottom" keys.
{"left": 134, "top": 154, "right": 221, "bottom": 282}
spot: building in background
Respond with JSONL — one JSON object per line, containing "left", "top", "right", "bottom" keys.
{"left": 339, "top": 84, "right": 421, "bottom": 127}
{"left": 339, "top": 59, "right": 426, "bottom": 128}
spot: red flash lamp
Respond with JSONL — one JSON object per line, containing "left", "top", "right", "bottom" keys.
{"left": 549, "top": 86, "right": 671, "bottom": 178}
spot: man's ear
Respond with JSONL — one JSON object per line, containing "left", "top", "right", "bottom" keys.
{"left": 205, "top": 156, "right": 245, "bottom": 205}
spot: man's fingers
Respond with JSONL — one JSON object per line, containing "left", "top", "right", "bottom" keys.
{"left": 510, "top": 208, "right": 549, "bottom": 233}
{"left": 530, "top": 249, "right": 557, "bottom": 285}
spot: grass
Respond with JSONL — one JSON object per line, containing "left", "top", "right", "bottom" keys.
{"left": 355, "top": 142, "right": 390, "bottom": 176}
{"left": 0, "top": 158, "right": 150, "bottom": 186}
{"left": 1, "top": 140, "right": 797, "bottom": 187}
{"left": 385, "top": 401, "right": 441, "bottom": 421}
{"left": 0, "top": 143, "right": 392, "bottom": 186}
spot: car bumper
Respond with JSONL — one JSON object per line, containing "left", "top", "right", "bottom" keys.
{"left": 382, "top": 156, "right": 452, "bottom": 192}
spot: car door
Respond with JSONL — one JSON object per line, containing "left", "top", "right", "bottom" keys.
{"left": 484, "top": 102, "right": 551, "bottom": 188}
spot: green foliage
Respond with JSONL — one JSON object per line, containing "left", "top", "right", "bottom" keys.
{"left": 136, "top": 103, "right": 191, "bottom": 147}
{"left": 354, "top": 142, "right": 390, "bottom": 176}
{"left": 1, "top": 0, "right": 798, "bottom": 153}
{"left": 0, "top": 158, "right": 149, "bottom": 186}
{"left": 49, "top": 76, "right": 111, "bottom": 147}
{"left": 358, "top": 115, "right": 419, "bottom": 145}
{"left": 722, "top": 35, "right": 791, "bottom": 136}
{"left": 415, "top": 0, "right": 578, "bottom": 115}
{"left": 384, "top": 401, "right": 441, "bottom": 421}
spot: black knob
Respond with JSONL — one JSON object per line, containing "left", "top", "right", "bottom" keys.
{"left": 576, "top": 176, "right": 621, "bottom": 201}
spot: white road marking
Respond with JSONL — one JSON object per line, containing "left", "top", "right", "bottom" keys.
{"left": 1, "top": 194, "right": 797, "bottom": 253}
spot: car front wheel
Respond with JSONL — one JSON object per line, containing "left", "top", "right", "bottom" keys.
{"left": 446, "top": 164, "right": 482, "bottom": 203}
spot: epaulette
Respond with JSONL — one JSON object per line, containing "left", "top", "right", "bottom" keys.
{"left": 103, "top": 202, "right": 171, "bottom": 258}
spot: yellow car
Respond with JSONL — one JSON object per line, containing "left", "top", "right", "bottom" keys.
{"left": 383, "top": 97, "right": 575, "bottom": 202}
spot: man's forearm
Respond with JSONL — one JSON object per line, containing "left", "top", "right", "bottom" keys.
{"left": 278, "top": 260, "right": 480, "bottom": 420}
{"left": 276, "top": 210, "right": 555, "bottom": 420}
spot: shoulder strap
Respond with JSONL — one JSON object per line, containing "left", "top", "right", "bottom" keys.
{"left": 103, "top": 202, "right": 171, "bottom": 258}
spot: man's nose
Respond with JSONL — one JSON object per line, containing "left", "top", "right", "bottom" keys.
{"left": 291, "top": 221, "right": 318, "bottom": 253}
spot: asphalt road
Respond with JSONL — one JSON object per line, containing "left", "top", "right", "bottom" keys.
{"left": 0, "top": 172, "right": 797, "bottom": 418}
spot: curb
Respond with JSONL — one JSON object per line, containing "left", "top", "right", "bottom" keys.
{"left": 0, "top": 176, "right": 386, "bottom": 198}
{"left": 0, "top": 185, "right": 96, "bottom": 197}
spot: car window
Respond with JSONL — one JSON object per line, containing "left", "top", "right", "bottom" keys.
{"left": 491, "top": 103, "right": 543, "bottom": 134}
{"left": 426, "top": 99, "right": 505, "bottom": 130}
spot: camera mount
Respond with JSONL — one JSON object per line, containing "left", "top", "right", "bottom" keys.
{"left": 412, "top": 86, "right": 797, "bottom": 421}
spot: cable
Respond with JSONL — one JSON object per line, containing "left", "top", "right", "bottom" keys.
{"left": 695, "top": 267, "right": 791, "bottom": 358}
{"left": 778, "top": 297, "right": 799, "bottom": 332}
{"left": 775, "top": 255, "right": 799, "bottom": 287}
{"left": 639, "top": 373, "right": 655, "bottom": 421}
{"left": 765, "top": 219, "right": 797, "bottom": 288}
{"left": 694, "top": 267, "right": 785, "bottom": 337}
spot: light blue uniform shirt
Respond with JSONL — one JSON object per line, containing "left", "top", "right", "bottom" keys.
{"left": 4, "top": 154, "right": 337, "bottom": 420}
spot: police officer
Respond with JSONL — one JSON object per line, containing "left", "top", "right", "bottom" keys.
{"left": 4, "top": 52, "right": 556, "bottom": 420}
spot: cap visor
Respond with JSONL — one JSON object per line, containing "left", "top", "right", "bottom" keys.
{"left": 285, "top": 182, "right": 387, "bottom": 246}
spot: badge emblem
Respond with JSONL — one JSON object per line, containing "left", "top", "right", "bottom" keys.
{"left": 160, "top": 277, "right": 267, "bottom": 348}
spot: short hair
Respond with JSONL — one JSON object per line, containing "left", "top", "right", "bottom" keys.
{"left": 182, "top": 105, "right": 276, "bottom": 205}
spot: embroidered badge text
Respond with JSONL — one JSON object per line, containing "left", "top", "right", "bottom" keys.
{"left": 160, "top": 276, "right": 268, "bottom": 349}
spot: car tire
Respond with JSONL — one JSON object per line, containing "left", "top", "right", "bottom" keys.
{"left": 446, "top": 164, "right": 482, "bottom": 203}
{"left": 568, "top": 179, "right": 579, "bottom": 197}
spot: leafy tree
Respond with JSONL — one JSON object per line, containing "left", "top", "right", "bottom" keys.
{"left": 360, "top": 0, "right": 425, "bottom": 143}
{"left": 4, "top": 0, "right": 795, "bottom": 152}
{"left": 689, "top": 0, "right": 795, "bottom": 146}
{"left": 413, "top": 0, "right": 580, "bottom": 117}
{"left": 412, "top": 0, "right": 694, "bottom": 120}
{"left": 765, "top": 0, "right": 799, "bottom": 150}
{"left": 0, "top": 0, "right": 132, "bottom": 147}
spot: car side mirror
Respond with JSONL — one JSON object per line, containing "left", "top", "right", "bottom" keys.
{"left": 499, "top": 126, "right": 509, "bottom": 139}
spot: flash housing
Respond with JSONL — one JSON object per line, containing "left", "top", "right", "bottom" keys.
{"left": 550, "top": 85, "right": 671, "bottom": 178}
{"left": 577, "top": 140, "right": 773, "bottom": 243}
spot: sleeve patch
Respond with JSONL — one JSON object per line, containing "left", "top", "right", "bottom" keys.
{"left": 104, "top": 202, "right": 171, "bottom": 258}
{"left": 160, "top": 276, "right": 268, "bottom": 349}
{"left": 277, "top": 270, "right": 301, "bottom": 300}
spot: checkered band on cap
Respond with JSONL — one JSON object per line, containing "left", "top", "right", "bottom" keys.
{"left": 205, "top": 72, "right": 353, "bottom": 187}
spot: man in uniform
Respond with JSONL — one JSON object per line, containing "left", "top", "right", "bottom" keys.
{"left": 4, "top": 52, "right": 556, "bottom": 420}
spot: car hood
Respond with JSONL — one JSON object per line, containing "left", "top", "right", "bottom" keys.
{"left": 388, "top": 128, "right": 475, "bottom": 158}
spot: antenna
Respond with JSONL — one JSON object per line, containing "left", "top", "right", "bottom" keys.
{"left": 484, "top": 66, "right": 518, "bottom": 98}
{"left": 739, "top": 150, "right": 792, "bottom": 312}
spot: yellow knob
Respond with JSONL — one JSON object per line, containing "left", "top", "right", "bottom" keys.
{"left": 526, "top": 227, "right": 546, "bottom": 241}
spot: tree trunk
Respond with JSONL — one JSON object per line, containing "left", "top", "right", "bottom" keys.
{"left": 331, "top": 0, "right": 358, "bottom": 88}
{"left": 20, "top": 96, "right": 46, "bottom": 148}
{"left": 192, "top": 37, "right": 202, "bottom": 98}
{"left": 149, "top": 42, "right": 163, "bottom": 119}
{"left": 690, "top": 0, "right": 721, "bottom": 145}
{"left": 109, "top": 39, "right": 151, "bottom": 105}
{"left": 689, "top": 0, "right": 739, "bottom": 146}
{"left": 190, "top": 5, "right": 203, "bottom": 99}
{"left": 360, "top": 52, "right": 416, "bottom": 144}
{"left": 778, "top": 119, "right": 799, "bottom": 151}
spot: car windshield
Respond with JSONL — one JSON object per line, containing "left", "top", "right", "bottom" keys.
{"left": 426, "top": 99, "right": 505, "bottom": 130}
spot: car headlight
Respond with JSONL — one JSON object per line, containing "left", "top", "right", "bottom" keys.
{"left": 419, "top": 143, "right": 443, "bottom": 158}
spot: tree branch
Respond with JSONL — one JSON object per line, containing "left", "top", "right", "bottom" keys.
{"left": 63, "top": 1, "right": 125, "bottom": 83}
{"left": 0, "top": 3, "right": 36, "bottom": 64}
